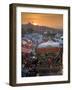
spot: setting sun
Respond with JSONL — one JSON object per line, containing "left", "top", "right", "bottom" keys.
{"left": 33, "top": 23, "right": 37, "bottom": 26}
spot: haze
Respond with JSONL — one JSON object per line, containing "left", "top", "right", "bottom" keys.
{"left": 21, "top": 13, "right": 63, "bottom": 29}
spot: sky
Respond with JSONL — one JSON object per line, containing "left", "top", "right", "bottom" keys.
{"left": 21, "top": 13, "right": 63, "bottom": 29}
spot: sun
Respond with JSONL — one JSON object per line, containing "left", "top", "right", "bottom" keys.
{"left": 33, "top": 23, "right": 37, "bottom": 25}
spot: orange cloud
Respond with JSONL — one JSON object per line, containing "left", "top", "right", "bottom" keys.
{"left": 21, "top": 13, "right": 63, "bottom": 29}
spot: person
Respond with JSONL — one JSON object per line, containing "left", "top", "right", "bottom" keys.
{"left": 48, "top": 57, "right": 52, "bottom": 69}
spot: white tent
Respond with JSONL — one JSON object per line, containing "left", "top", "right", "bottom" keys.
{"left": 38, "top": 40, "right": 60, "bottom": 48}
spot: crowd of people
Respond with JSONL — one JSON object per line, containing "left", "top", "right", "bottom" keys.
{"left": 21, "top": 49, "right": 63, "bottom": 77}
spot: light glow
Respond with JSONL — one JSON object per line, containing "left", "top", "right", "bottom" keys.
{"left": 32, "top": 22, "right": 37, "bottom": 25}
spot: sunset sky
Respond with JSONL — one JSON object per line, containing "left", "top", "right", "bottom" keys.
{"left": 21, "top": 13, "right": 63, "bottom": 29}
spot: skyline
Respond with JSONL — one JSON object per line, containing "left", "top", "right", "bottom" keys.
{"left": 21, "top": 13, "right": 63, "bottom": 29}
